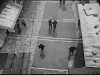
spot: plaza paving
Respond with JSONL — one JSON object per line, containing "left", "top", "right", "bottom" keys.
{"left": 0, "top": 0, "right": 85, "bottom": 74}
{"left": 30, "top": 0, "right": 83, "bottom": 74}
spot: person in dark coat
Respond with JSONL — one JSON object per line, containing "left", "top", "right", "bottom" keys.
{"left": 52, "top": 20, "right": 57, "bottom": 37}
{"left": 22, "top": 21, "right": 27, "bottom": 27}
{"left": 69, "top": 46, "right": 76, "bottom": 55}
{"left": 48, "top": 19, "right": 53, "bottom": 31}
{"left": 60, "top": 0, "right": 65, "bottom": 5}
{"left": 53, "top": 20, "right": 57, "bottom": 31}
{"left": 38, "top": 44, "right": 45, "bottom": 59}
{"left": 48, "top": 19, "right": 53, "bottom": 36}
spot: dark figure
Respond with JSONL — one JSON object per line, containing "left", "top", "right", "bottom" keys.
{"left": 16, "top": 23, "right": 21, "bottom": 33}
{"left": 22, "top": 21, "right": 27, "bottom": 27}
{"left": 78, "top": 19, "right": 80, "bottom": 28}
{"left": 53, "top": 20, "right": 57, "bottom": 31}
{"left": 38, "top": 44, "right": 45, "bottom": 59}
{"left": 69, "top": 46, "right": 76, "bottom": 55}
{"left": 60, "top": 0, "right": 65, "bottom": 5}
{"left": 81, "top": 0, "right": 89, "bottom": 5}
{"left": 17, "top": 0, "right": 22, "bottom": 4}
{"left": 78, "top": 19, "right": 82, "bottom": 39}
{"left": 94, "top": 25, "right": 99, "bottom": 29}
{"left": 80, "top": 0, "right": 85, "bottom": 6}
{"left": 52, "top": 20, "right": 57, "bottom": 37}
{"left": 6, "top": 29, "right": 10, "bottom": 35}
{"left": 59, "top": 0, "right": 67, "bottom": 11}
{"left": 48, "top": 19, "right": 53, "bottom": 36}
{"left": 48, "top": 19, "right": 52, "bottom": 30}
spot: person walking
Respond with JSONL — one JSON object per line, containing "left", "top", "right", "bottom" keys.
{"left": 60, "top": 0, "right": 65, "bottom": 5}
{"left": 69, "top": 46, "right": 76, "bottom": 56}
{"left": 38, "top": 44, "right": 45, "bottom": 59}
{"left": 48, "top": 18, "right": 58, "bottom": 37}
{"left": 59, "top": 0, "right": 67, "bottom": 11}
{"left": 22, "top": 21, "right": 27, "bottom": 27}
{"left": 48, "top": 19, "right": 53, "bottom": 36}
{"left": 52, "top": 19, "right": 57, "bottom": 37}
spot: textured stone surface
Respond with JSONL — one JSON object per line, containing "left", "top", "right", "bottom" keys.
{"left": 19, "top": 0, "right": 36, "bottom": 19}
{"left": 1, "top": 36, "right": 31, "bottom": 53}
{"left": 30, "top": 68, "right": 67, "bottom": 74}
{"left": 32, "top": 19, "right": 42, "bottom": 36}
{"left": 34, "top": 1, "right": 46, "bottom": 19}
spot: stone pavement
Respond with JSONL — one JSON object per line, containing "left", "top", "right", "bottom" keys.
{"left": 0, "top": 0, "right": 83, "bottom": 74}
{"left": 29, "top": 0, "right": 81, "bottom": 74}
{"left": 0, "top": 0, "right": 46, "bottom": 74}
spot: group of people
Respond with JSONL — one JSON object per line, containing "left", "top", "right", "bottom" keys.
{"left": 59, "top": 0, "right": 67, "bottom": 11}
{"left": 48, "top": 18, "right": 57, "bottom": 37}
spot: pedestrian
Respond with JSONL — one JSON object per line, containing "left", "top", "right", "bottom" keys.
{"left": 69, "top": 46, "right": 76, "bottom": 55}
{"left": 60, "top": 0, "right": 62, "bottom": 4}
{"left": 6, "top": 29, "right": 10, "bottom": 36}
{"left": 22, "top": 21, "right": 27, "bottom": 27}
{"left": 38, "top": 44, "right": 45, "bottom": 59}
{"left": 80, "top": 0, "right": 85, "bottom": 6}
{"left": 78, "top": 19, "right": 80, "bottom": 29}
{"left": 52, "top": 19, "right": 57, "bottom": 36}
{"left": 60, "top": 0, "right": 65, "bottom": 5}
{"left": 48, "top": 18, "right": 54, "bottom": 36}
{"left": 48, "top": 19, "right": 52, "bottom": 30}
{"left": 59, "top": 0, "right": 67, "bottom": 11}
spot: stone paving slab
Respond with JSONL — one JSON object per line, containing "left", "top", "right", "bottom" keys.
{"left": 30, "top": 68, "right": 67, "bottom": 74}
{"left": 0, "top": 36, "right": 31, "bottom": 53}
{"left": 32, "top": 19, "right": 42, "bottom": 37}
{"left": 3, "top": 53, "right": 15, "bottom": 74}
{"left": 19, "top": 0, "right": 36, "bottom": 19}
{"left": 57, "top": 3, "right": 75, "bottom": 20}
{"left": 11, "top": 53, "right": 24, "bottom": 74}
{"left": 43, "top": 2, "right": 59, "bottom": 19}
{"left": 0, "top": 53, "right": 8, "bottom": 70}
{"left": 34, "top": 1, "right": 46, "bottom": 19}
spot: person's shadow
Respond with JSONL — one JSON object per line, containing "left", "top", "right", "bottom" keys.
{"left": 59, "top": 3, "right": 67, "bottom": 12}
